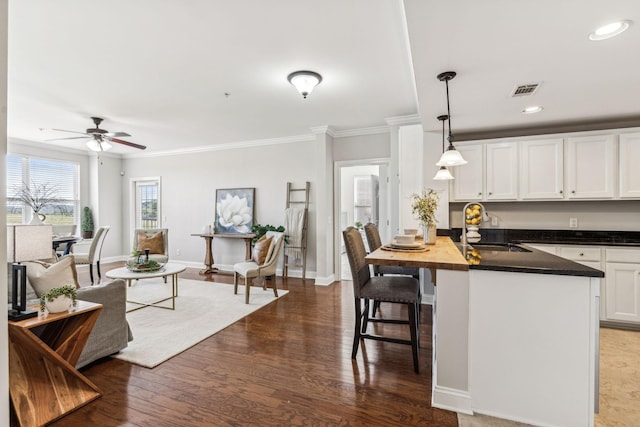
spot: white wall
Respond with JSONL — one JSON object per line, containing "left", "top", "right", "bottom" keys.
{"left": 122, "top": 140, "right": 318, "bottom": 273}
{"left": 333, "top": 132, "right": 390, "bottom": 161}
{"left": 1, "top": 1, "right": 8, "bottom": 422}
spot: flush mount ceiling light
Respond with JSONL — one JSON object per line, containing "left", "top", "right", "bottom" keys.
{"left": 522, "top": 105, "right": 544, "bottom": 114}
{"left": 433, "top": 114, "right": 454, "bottom": 180}
{"left": 589, "top": 20, "right": 632, "bottom": 40}
{"left": 287, "top": 70, "right": 322, "bottom": 99}
{"left": 436, "top": 71, "right": 467, "bottom": 167}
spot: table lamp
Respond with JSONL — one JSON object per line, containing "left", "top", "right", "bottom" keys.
{"left": 7, "top": 225, "right": 53, "bottom": 321}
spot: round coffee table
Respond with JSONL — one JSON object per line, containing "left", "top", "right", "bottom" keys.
{"left": 106, "top": 262, "right": 186, "bottom": 312}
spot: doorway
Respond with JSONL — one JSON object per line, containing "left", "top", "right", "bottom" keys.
{"left": 335, "top": 159, "right": 390, "bottom": 280}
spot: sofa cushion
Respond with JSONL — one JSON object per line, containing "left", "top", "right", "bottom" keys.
{"left": 252, "top": 235, "right": 272, "bottom": 264}
{"left": 137, "top": 231, "right": 165, "bottom": 254}
{"left": 23, "top": 256, "right": 80, "bottom": 297}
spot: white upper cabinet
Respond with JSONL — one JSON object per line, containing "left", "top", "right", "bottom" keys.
{"left": 451, "top": 144, "right": 484, "bottom": 201}
{"left": 520, "top": 139, "right": 564, "bottom": 199}
{"left": 486, "top": 142, "right": 518, "bottom": 200}
{"left": 619, "top": 133, "right": 640, "bottom": 199}
{"left": 566, "top": 135, "right": 616, "bottom": 199}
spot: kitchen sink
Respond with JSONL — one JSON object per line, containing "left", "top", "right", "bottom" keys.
{"left": 470, "top": 243, "right": 531, "bottom": 252}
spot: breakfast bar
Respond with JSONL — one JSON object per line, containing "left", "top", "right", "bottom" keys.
{"left": 366, "top": 236, "right": 603, "bottom": 427}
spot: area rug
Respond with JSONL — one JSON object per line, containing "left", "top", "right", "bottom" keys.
{"left": 113, "top": 277, "right": 288, "bottom": 368}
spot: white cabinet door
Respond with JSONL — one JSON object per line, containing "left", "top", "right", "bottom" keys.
{"left": 619, "top": 133, "right": 640, "bottom": 199}
{"left": 605, "top": 262, "right": 640, "bottom": 323}
{"left": 486, "top": 142, "right": 518, "bottom": 200}
{"left": 566, "top": 135, "right": 615, "bottom": 199}
{"left": 451, "top": 144, "right": 484, "bottom": 201}
{"left": 520, "top": 139, "right": 564, "bottom": 199}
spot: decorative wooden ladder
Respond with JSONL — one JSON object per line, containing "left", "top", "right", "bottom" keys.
{"left": 284, "top": 182, "right": 309, "bottom": 280}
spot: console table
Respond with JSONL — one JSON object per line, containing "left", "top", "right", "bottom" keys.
{"left": 8, "top": 300, "right": 103, "bottom": 427}
{"left": 191, "top": 233, "right": 256, "bottom": 274}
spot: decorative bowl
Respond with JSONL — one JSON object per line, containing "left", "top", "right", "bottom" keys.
{"left": 45, "top": 295, "right": 72, "bottom": 313}
{"left": 394, "top": 234, "right": 415, "bottom": 244}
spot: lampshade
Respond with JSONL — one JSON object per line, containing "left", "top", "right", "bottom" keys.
{"left": 433, "top": 166, "right": 455, "bottom": 180}
{"left": 436, "top": 148, "right": 468, "bottom": 166}
{"left": 86, "top": 138, "right": 112, "bottom": 152}
{"left": 287, "top": 70, "right": 322, "bottom": 98}
{"left": 7, "top": 225, "right": 53, "bottom": 262}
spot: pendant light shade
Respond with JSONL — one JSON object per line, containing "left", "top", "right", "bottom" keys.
{"left": 433, "top": 114, "right": 455, "bottom": 180}
{"left": 287, "top": 70, "right": 322, "bottom": 98}
{"left": 436, "top": 71, "right": 467, "bottom": 167}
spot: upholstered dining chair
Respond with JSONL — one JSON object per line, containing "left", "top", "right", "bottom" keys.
{"left": 343, "top": 226, "right": 421, "bottom": 373}
{"left": 364, "top": 222, "right": 420, "bottom": 316}
{"left": 234, "top": 231, "right": 284, "bottom": 304}
{"left": 69, "top": 225, "right": 110, "bottom": 285}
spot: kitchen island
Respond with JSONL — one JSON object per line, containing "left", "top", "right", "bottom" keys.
{"left": 366, "top": 238, "right": 603, "bottom": 427}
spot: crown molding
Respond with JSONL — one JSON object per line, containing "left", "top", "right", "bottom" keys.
{"left": 310, "top": 125, "right": 336, "bottom": 137}
{"left": 384, "top": 114, "right": 421, "bottom": 126}
{"left": 333, "top": 126, "right": 390, "bottom": 138}
{"left": 8, "top": 137, "right": 122, "bottom": 159}
{"left": 123, "top": 133, "right": 316, "bottom": 158}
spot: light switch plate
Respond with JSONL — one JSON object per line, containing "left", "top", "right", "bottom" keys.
{"left": 491, "top": 216, "right": 499, "bottom": 227}
{"left": 569, "top": 217, "right": 578, "bottom": 228}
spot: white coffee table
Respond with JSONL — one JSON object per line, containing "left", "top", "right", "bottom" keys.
{"left": 106, "top": 262, "right": 186, "bottom": 312}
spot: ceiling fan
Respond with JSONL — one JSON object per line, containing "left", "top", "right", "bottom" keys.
{"left": 46, "top": 117, "right": 146, "bottom": 151}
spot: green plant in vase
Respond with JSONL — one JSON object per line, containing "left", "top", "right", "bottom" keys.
{"left": 39, "top": 285, "right": 78, "bottom": 313}
{"left": 410, "top": 188, "right": 440, "bottom": 245}
{"left": 81, "top": 206, "right": 94, "bottom": 238}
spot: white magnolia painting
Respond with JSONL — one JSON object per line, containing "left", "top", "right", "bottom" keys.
{"left": 215, "top": 188, "right": 255, "bottom": 234}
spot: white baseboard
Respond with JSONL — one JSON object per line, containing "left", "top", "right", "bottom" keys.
{"left": 432, "top": 385, "right": 473, "bottom": 415}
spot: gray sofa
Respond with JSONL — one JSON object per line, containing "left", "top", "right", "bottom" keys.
{"left": 7, "top": 267, "right": 132, "bottom": 368}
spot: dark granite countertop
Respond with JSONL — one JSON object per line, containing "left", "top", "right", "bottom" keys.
{"left": 454, "top": 242, "right": 605, "bottom": 278}
{"left": 447, "top": 228, "right": 640, "bottom": 247}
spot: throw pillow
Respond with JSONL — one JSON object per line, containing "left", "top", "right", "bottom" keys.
{"left": 252, "top": 235, "right": 273, "bottom": 264}
{"left": 137, "top": 231, "right": 165, "bottom": 254}
{"left": 23, "top": 256, "right": 80, "bottom": 297}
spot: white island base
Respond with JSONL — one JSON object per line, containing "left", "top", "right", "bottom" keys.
{"left": 433, "top": 269, "right": 599, "bottom": 427}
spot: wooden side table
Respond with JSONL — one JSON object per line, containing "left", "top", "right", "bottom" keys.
{"left": 191, "top": 233, "right": 255, "bottom": 274}
{"left": 8, "top": 300, "right": 103, "bottom": 427}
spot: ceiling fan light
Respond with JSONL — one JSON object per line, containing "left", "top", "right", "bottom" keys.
{"left": 436, "top": 147, "right": 467, "bottom": 166}
{"left": 433, "top": 166, "right": 455, "bottom": 180}
{"left": 86, "top": 139, "right": 112, "bottom": 152}
{"left": 589, "top": 20, "right": 632, "bottom": 40}
{"left": 287, "top": 70, "right": 322, "bottom": 98}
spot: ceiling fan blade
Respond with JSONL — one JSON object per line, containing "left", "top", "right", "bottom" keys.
{"left": 104, "top": 131, "right": 131, "bottom": 138}
{"left": 45, "top": 136, "right": 91, "bottom": 141}
{"left": 51, "top": 128, "right": 90, "bottom": 135}
{"left": 107, "top": 137, "right": 147, "bottom": 150}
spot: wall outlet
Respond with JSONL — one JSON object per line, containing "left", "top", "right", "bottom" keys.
{"left": 569, "top": 217, "right": 578, "bottom": 228}
{"left": 176, "top": 248, "right": 181, "bottom": 256}
{"left": 491, "top": 216, "right": 499, "bottom": 227}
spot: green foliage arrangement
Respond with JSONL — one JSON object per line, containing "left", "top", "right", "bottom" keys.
{"left": 81, "top": 206, "right": 94, "bottom": 232}
{"left": 410, "top": 189, "right": 440, "bottom": 227}
{"left": 250, "top": 224, "right": 285, "bottom": 244}
{"left": 39, "top": 285, "right": 78, "bottom": 312}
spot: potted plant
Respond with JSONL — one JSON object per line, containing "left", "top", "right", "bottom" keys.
{"left": 81, "top": 206, "right": 94, "bottom": 239}
{"left": 250, "top": 224, "right": 285, "bottom": 244}
{"left": 14, "top": 181, "right": 59, "bottom": 224}
{"left": 410, "top": 188, "right": 440, "bottom": 245}
{"left": 39, "top": 285, "right": 78, "bottom": 313}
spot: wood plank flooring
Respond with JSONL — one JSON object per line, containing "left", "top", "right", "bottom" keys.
{"left": 17, "top": 262, "right": 458, "bottom": 427}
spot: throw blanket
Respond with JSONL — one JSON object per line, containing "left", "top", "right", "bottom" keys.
{"left": 285, "top": 207, "right": 306, "bottom": 260}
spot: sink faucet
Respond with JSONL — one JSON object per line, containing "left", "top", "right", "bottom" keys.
{"left": 461, "top": 202, "right": 489, "bottom": 248}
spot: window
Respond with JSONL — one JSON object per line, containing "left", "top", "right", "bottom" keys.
{"left": 6, "top": 155, "right": 80, "bottom": 225}
{"left": 133, "top": 178, "right": 161, "bottom": 229}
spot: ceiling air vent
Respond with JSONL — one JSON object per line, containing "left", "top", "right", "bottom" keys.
{"left": 511, "top": 83, "right": 540, "bottom": 97}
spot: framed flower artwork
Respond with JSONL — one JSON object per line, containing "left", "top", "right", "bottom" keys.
{"left": 214, "top": 188, "right": 255, "bottom": 234}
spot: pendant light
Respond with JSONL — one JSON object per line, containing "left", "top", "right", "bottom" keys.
{"left": 433, "top": 114, "right": 454, "bottom": 180}
{"left": 436, "top": 71, "right": 467, "bottom": 167}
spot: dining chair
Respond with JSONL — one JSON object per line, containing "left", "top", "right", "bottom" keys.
{"left": 364, "top": 222, "right": 420, "bottom": 316}
{"left": 342, "top": 226, "right": 421, "bottom": 373}
{"left": 233, "top": 231, "right": 284, "bottom": 304}
{"left": 69, "top": 225, "right": 110, "bottom": 285}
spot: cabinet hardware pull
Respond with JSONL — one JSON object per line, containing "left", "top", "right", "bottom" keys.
{"left": 489, "top": 192, "right": 492, "bottom": 195}
{"left": 478, "top": 192, "right": 482, "bottom": 196}
{"left": 579, "top": 253, "right": 584, "bottom": 256}
{"left": 571, "top": 190, "right": 576, "bottom": 194}
{"left": 559, "top": 190, "right": 563, "bottom": 194}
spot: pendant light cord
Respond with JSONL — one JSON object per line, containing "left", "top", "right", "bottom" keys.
{"left": 445, "top": 79, "right": 454, "bottom": 144}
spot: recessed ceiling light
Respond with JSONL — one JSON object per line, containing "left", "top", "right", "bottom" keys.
{"left": 522, "top": 106, "right": 543, "bottom": 114}
{"left": 589, "top": 20, "right": 632, "bottom": 41}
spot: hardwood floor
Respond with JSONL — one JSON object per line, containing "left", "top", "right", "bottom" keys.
{"left": 26, "top": 262, "right": 458, "bottom": 427}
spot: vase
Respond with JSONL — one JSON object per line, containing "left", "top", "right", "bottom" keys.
{"left": 45, "top": 295, "right": 72, "bottom": 313}
{"left": 422, "top": 223, "right": 437, "bottom": 245}
{"left": 29, "top": 212, "right": 45, "bottom": 225}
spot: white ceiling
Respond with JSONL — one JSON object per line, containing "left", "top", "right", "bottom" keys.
{"left": 7, "top": 0, "right": 640, "bottom": 155}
